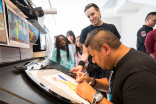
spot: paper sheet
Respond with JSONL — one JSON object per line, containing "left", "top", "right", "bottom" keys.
{"left": 42, "top": 72, "right": 89, "bottom": 104}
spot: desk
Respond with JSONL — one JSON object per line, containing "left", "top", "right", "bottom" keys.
{"left": 0, "top": 58, "right": 73, "bottom": 104}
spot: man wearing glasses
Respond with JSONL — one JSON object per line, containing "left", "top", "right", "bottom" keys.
{"left": 70, "top": 3, "right": 120, "bottom": 95}
{"left": 137, "top": 12, "right": 156, "bottom": 53}
{"left": 76, "top": 28, "right": 156, "bottom": 104}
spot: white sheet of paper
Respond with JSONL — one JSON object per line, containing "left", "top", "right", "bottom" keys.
{"left": 42, "top": 72, "right": 89, "bottom": 104}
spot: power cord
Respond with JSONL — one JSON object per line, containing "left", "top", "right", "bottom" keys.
{"left": 11, "top": 0, "right": 35, "bottom": 16}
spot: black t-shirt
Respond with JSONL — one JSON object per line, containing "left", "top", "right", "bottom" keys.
{"left": 80, "top": 23, "right": 121, "bottom": 63}
{"left": 137, "top": 25, "right": 153, "bottom": 53}
{"left": 110, "top": 48, "right": 156, "bottom": 104}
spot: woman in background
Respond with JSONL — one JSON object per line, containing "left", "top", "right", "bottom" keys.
{"left": 66, "top": 30, "right": 76, "bottom": 66}
{"left": 51, "top": 35, "right": 74, "bottom": 70}
{"left": 75, "top": 36, "right": 89, "bottom": 73}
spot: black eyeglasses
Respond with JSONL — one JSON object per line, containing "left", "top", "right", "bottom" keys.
{"left": 84, "top": 3, "right": 99, "bottom": 12}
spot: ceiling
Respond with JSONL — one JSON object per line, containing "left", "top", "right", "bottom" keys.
{"left": 32, "top": 0, "right": 156, "bottom": 17}
{"left": 32, "top": 0, "right": 156, "bottom": 18}
{"left": 100, "top": 0, "right": 156, "bottom": 17}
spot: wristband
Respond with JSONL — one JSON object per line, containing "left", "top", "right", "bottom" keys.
{"left": 78, "top": 61, "right": 85, "bottom": 68}
{"left": 80, "top": 59, "right": 86, "bottom": 62}
{"left": 92, "top": 77, "right": 96, "bottom": 87}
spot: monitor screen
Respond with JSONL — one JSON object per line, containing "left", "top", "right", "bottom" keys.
{"left": 33, "top": 31, "right": 46, "bottom": 52}
{"left": 0, "top": 0, "right": 7, "bottom": 45}
{"left": 40, "top": 32, "right": 46, "bottom": 50}
{"left": 7, "top": 5, "right": 29, "bottom": 48}
{"left": 28, "top": 23, "right": 39, "bottom": 43}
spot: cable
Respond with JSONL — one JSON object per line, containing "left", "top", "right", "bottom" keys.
{"left": 32, "top": 3, "right": 37, "bottom": 7}
{"left": 27, "top": 1, "right": 37, "bottom": 17}
{"left": 14, "top": 0, "right": 31, "bottom": 10}
{"left": 29, "top": 1, "right": 37, "bottom": 8}
{"left": 11, "top": 0, "right": 34, "bottom": 16}
{"left": 27, "top": 0, "right": 45, "bottom": 17}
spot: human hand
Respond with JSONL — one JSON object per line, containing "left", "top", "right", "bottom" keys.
{"left": 76, "top": 82, "right": 96, "bottom": 102}
{"left": 69, "top": 65, "right": 83, "bottom": 74}
{"left": 67, "top": 37, "right": 72, "bottom": 42}
{"left": 76, "top": 72, "right": 91, "bottom": 83}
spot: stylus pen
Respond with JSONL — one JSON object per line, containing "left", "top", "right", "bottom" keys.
{"left": 88, "top": 81, "right": 92, "bottom": 85}
{"left": 75, "top": 72, "right": 88, "bottom": 82}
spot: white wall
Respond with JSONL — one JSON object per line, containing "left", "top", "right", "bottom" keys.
{"left": 121, "top": 5, "right": 156, "bottom": 49}
{"left": 101, "top": 17, "right": 122, "bottom": 40}
{"left": 32, "top": 0, "right": 156, "bottom": 50}
{"left": 32, "top": 0, "right": 91, "bottom": 55}
{"left": 51, "top": 1, "right": 90, "bottom": 37}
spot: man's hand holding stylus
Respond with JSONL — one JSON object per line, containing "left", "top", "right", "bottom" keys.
{"left": 76, "top": 72, "right": 95, "bottom": 86}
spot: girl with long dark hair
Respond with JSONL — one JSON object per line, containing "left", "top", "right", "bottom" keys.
{"left": 51, "top": 35, "right": 74, "bottom": 70}
{"left": 66, "top": 30, "right": 76, "bottom": 66}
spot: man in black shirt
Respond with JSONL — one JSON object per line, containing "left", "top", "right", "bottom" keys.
{"left": 137, "top": 12, "right": 156, "bottom": 53}
{"left": 70, "top": 3, "right": 121, "bottom": 98}
{"left": 70, "top": 3, "right": 120, "bottom": 79}
{"left": 76, "top": 28, "right": 156, "bottom": 104}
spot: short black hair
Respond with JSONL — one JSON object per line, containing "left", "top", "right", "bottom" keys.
{"left": 85, "top": 28, "right": 121, "bottom": 52}
{"left": 84, "top": 3, "right": 99, "bottom": 12}
{"left": 145, "top": 12, "right": 156, "bottom": 21}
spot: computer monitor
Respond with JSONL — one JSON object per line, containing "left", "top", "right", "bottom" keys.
{"left": 33, "top": 31, "right": 46, "bottom": 52}
{"left": 0, "top": 0, "right": 8, "bottom": 45}
{"left": 40, "top": 32, "right": 46, "bottom": 50}
{"left": 28, "top": 23, "right": 39, "bottom": 43}
{"left": 7, "top": 5, "right": 29, "bottom": 48}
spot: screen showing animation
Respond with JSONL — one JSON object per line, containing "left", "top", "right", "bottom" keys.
{"left": 8, "top": 9, "right": 29, "bottom": 44}
{"left": 0, "top": 0, "right": 7, "bottom": 44}
{"left": 29, "top": 24, "right": 39, "bottom": 43}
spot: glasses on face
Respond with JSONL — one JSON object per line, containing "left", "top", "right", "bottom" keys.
{"left": 84, "top": 3, "right": 99, "bottom": 12}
